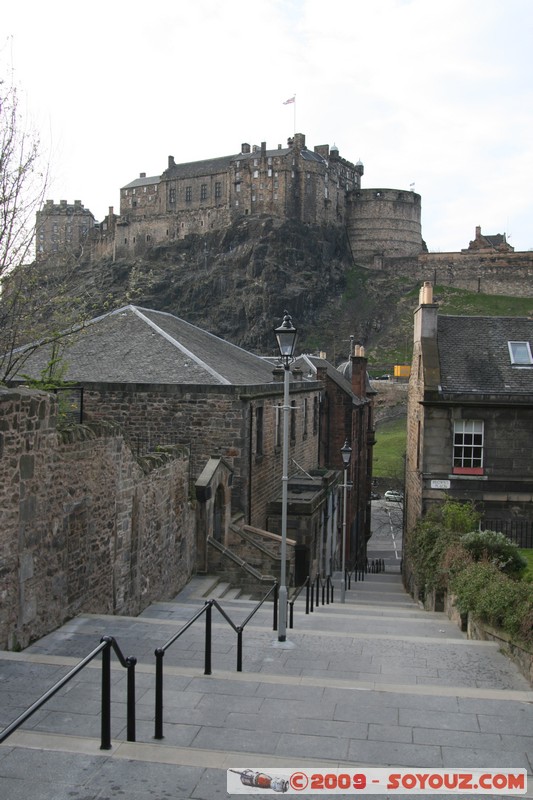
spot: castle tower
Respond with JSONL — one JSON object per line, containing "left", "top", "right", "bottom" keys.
{"left": 346, "top": 188, "right": 423, "bottom": 261}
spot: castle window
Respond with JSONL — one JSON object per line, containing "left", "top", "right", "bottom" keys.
{"left": 236, "top": 183, "right": 241, "bottom": 193}
{"left": 169, "top": 188, "right": 176, "bottom": 203}
{"left": 200, "top": 184, "right": 207, "bottom": 201}
{"left": 253, "top": 170, "right": 259, "bottom": 179}
{"left": 215, "top": 182, "right": 222, "bottom": 199}
{"left": 185, "top": 186, "right": 192, "bottom": 202}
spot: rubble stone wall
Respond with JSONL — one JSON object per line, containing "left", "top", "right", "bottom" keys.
{"left": 0, "top": 387, "right": 194, "bottom": 650}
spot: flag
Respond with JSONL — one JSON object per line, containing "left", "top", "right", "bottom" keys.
{"left": 283, "top": 96, "right": 295, "bottom": 105}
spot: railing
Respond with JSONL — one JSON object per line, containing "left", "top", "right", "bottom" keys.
{"left": 288, "top": 574, "right": 334, "bottom": 627}
{"left": 289, "top": 576, "right": 309, "bottom": 628}
{"left": 154, "top": 583, "right": 278, "bottom": 740}
{"left": 0, "top": 635, "right": 137, "bottom": 750}
{"left": 482, "top": 519, "right": 533, "bottom": 549}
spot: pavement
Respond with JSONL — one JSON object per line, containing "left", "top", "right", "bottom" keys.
{"left": 0, "top": 569, "right": 532, "bottom": 800}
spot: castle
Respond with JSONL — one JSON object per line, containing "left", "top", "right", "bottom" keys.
{"left": 36, "top": 132, "right": 424, "bottom": 263}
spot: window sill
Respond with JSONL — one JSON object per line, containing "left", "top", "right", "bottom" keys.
{"left": 452, "top": 467, "right": 484, "bottom": 475}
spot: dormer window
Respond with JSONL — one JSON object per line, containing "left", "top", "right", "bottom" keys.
{"left": 508, "top": 341, "right": 533, "bottom": 365}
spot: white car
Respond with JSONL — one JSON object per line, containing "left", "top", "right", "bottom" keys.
{"left": 384, "top": 490, "right": 403, "bottom": 502}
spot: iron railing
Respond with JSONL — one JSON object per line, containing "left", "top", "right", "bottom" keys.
{"left": 154, "top": 583, "right": 278, "bottom": 740}
{"left": 482, "top": 519, "right": 533, "bottom": 549}
{"left": 0, "top": 635, "right": 136, "bottom": 750}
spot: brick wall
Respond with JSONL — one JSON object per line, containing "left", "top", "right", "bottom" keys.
{"left": 0, "top": 387, "right": 194, "bottom": 650}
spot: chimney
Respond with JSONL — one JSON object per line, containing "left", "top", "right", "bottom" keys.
{"left": 419, "top": 281, "right": 433, "bottom": 305}
{"left": 351, "top": 347, "right": 368, "bottom": 400}
{"left": 140, "top": 172, "right": 146, "bottom": 178}
{"left": 168, "top": 156, "right": 175, "bottom": 168}
{"left": 414, "top": 282, "right": 438, "bottom": 344}
{"left": 241, "top": 143, "right": 251, "bottom": 154}
{"left": 108, "top": 206, "right": 114, "bottom": 217}
{"left": 475, "top": 225, "right": 481, "bottom": 240}
{"left": 261, "top": 141, "right": 266, "bottom": 158}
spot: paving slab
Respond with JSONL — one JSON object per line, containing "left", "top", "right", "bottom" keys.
{"left": 1, "top": 572, "right": 532, "bottom": 799}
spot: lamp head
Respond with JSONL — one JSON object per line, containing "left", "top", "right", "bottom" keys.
{"left": 274, "top": 311, "right": 298, "bottom": 364}
{"left": 341, "top": 438, "right": 352, "bottom": 468}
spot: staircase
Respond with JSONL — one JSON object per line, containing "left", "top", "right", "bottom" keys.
{"left": 1, "top": 571, "right": 532, "bottom": 799}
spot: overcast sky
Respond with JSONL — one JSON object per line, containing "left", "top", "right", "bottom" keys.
{"left": 4, "top": 0, "right": 533, "bottom": 252}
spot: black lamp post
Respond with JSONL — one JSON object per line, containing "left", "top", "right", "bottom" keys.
{"left": 340, "top": 438, "right": 352, "bottom": 603}
{"left": 273, "top": 311, "right": 297, "bottom": 642}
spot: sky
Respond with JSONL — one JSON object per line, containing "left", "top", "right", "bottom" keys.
{"left": 3, "top": 0, "right": 533, "bottom": 252}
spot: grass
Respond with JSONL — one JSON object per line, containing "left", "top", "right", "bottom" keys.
{"left": 373, "top": 417, "right": 407, "bottom": 479}
{"left": 519, "top": 549, "right": 533, "bottom": 581}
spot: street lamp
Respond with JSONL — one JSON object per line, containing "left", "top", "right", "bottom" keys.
{"left": 273, "top": 311, "right": 298, "bottom": 642}
{"left": 340, "top": 438, "right": 352, "bottom": 603}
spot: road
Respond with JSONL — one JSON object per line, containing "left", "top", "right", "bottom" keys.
{"left": 367, "top": 497, "right": 404, "bottom": 571}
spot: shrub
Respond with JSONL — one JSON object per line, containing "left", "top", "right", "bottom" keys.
{"left": 450, "top": 560, "right": 533, "bottom": 645}
{"left": 459, "top": 529, "right": 527, "bottom": 577}
{"left": 406, "top": 520, "right": 461, "bottom": 591}
{"left": 441, "top": 500, "right": 480, "bottom": 534}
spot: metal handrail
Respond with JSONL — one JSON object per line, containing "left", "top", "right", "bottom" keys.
{"left": 289, "top": 576, "right": 309, "bottom": 628}
{"left": 154, "top": 582, "right": 278, "bottom": 740}
{"left": 0, "top": 636, "right": 137, "bottom": 750}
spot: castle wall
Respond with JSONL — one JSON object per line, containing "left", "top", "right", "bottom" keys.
{"left": 0, "top": 387, "right": 194, "bottom": 650}
{"left": 371, "top": 250, "right": 533, "bottom": 297}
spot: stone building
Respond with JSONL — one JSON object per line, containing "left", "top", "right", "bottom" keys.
{"left": 35, "top": 131, "right": 424, "bottom": 264}
{"left": 14, "top": 305, "right": 374, "bottom": 592}
{"left": 405, "top": 282, "right": 533, "bottom": 549}
{"left": 35, "top": 199, "right": 95, "bottom": 261}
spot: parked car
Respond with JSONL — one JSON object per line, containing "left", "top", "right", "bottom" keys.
{"left": 384, "top": 490, "right": 403, "bottom": 502}
{"left": 370, "top": 492, "right": 381, "bottom": 500}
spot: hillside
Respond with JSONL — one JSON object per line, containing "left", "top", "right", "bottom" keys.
{"left": 30, "top": 215, "right": 533, "bottom": 369}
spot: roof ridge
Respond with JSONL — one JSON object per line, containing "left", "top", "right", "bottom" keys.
{"left": 130, "top": 307, "right": 231, "bottom": 385}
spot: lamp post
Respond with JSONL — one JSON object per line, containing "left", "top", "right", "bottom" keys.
{"left": 340, "top": 438, "right": 352, "bottom": 603}
{"left": 274, "top": 311, "right": 298, "bottom": 642}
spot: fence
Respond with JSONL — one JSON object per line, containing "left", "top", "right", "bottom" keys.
{"left": 482, "top": 519, "right": 533, "bottom": 549}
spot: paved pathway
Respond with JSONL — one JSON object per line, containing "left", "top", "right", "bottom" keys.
{"left": 0, "top": 572, "right": 531, "bottom": 799}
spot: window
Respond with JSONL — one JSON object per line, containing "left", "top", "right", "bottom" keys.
{"left": 303, "top": 398, "right": 308, "bottom": 436}
{"left": 313, "top": 396, "right": 319, "bottom": 435}
{"left": 256, "top": 406, "right": 263, "bottom": 456}
{"left": 169, "top": 188, "right": 176, "bottom": 203}
{"left": 290, "top": 401, "right": 296, "bottom": 441}
{"left": 185, "top": 186, "right": 192, "bottom": 202}
{"left": 453, "top": 420, "right": 484, "bottom": 474}
{"left": 215, "top": 182, "right": 222, "bottom": 199}
{"left": 508, "top": 341, "right": 532, "bottom": 365}
{"left": 200, "top": 184, "right": 207, "bottom": 201}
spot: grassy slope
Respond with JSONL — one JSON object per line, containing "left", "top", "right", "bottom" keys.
{"left": 373, "top": 417, "right": 407, "bottom": 479}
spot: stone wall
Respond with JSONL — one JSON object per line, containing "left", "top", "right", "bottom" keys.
{"left": 0, "top": 387, "right": 194, "bottom": 650}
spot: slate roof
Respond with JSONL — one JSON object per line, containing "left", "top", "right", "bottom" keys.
{"left": 163, "top": 154, "right": 239, "bottom": 180}
{"left": 437, "top": 315, "right": 533, "bottom": 395}
{"left": 296, "top": 354, "right": 365, "bottom": 404}
{"left": 122, "top": 175, "right": 161, "bottom": 190}
{"left": 15, "top": 306, "right": 277, "bottom": 386}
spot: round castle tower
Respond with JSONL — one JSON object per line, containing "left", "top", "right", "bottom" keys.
{"left": 346, "top": 188, "right": 423, "bottom": 261}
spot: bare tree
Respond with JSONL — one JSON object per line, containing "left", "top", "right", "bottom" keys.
{"left": 0, "top": 77, "right": 85, "bottom": 383}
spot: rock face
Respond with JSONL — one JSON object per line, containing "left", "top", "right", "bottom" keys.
{"left": 82, "top": 216, "right": 364, "bottom": 356}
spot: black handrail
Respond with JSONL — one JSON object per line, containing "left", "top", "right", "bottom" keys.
{"left": 154, "top": 582, "right": 278, "bottom": 740}
{"left": 289, "top": 576, "right": 309, "bottom": 628}
{"left": 0, "top": 636, "right": 137, "bottom": 750}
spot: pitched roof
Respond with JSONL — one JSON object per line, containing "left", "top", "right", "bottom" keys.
{"left": 15, "top": 306, "right": 277, "bottom": 386}
{"left": 437, "top": 315, "right": 533, "bottom": 394}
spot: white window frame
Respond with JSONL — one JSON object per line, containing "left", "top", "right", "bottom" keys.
{"left": 453, "top": 420, "right": 484, "bottom": 474}
{"left": 508, "top": 341, "right": 533, "bottom": 365}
